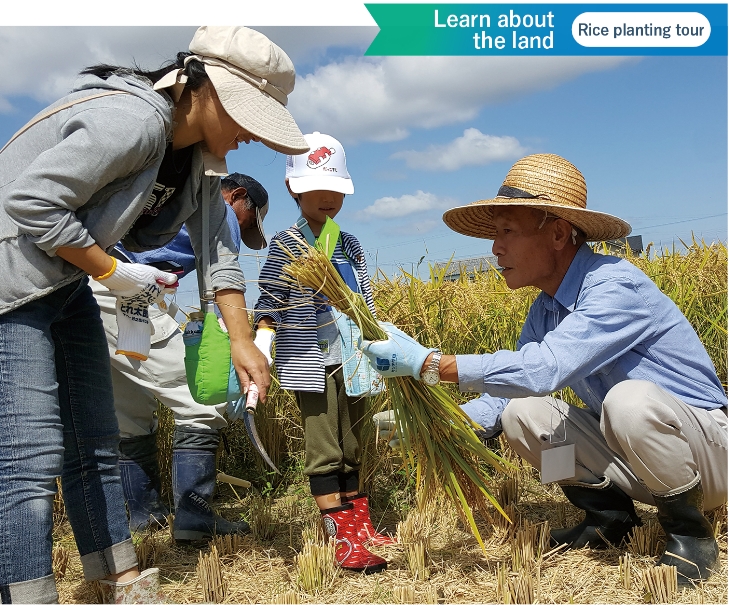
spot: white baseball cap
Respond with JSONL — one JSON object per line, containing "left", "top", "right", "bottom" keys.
{"left": 285, "top": 132, "right": 354, "bottom": 195}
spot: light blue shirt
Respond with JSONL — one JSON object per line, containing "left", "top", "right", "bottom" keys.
{"left": 458, "top": 244, "right": 727, "bottom": 437}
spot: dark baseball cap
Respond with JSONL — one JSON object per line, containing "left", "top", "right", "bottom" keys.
{"left": 222, "top": 173, "right": 269, "bottom": 249}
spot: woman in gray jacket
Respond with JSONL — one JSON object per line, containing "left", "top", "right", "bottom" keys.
{"left": 0, "top": 26, "right": 307, "bottom": 603}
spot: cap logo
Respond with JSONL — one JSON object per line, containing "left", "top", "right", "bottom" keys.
{"left": 307, "top": 147, "right": 336, "bottom": 169}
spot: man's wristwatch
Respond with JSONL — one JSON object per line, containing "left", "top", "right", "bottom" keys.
{"left": 421, "top": 351, "right": 442, "bottom": 386}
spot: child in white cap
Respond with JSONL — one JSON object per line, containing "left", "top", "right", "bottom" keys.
{"left": 254, "top": 132, "right": 392, "bottom": 574}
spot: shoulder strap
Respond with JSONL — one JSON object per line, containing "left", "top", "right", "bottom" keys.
{"left": 0, "top": 90, "right": 128, "bottom": 154}
{"left": 294, "top": 216, "right": 342, "bottom": 261}
{"left": 201, "top": 174, "right": 214, "bottom": 313}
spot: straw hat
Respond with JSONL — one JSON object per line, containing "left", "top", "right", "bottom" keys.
{"left": 442, "top": 154, "right": 631, "bottom": 241}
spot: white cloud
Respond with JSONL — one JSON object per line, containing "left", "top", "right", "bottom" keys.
{"left": 289, "top": 55, "right": 635, "bottom": 143}
{"left": 0, "top": 28, "right": 634, "bottom": 145}
{"left": 391, "top": 128, "right": 526, "bottom": 171}
{"left": 0, "top": 27, "right": 196, "bottom": 110}
{"left": 0, "top": 26, "right": 375, "bottom": 111}
{"left": 356, "top": 190, "right": 454, "bottom": 221}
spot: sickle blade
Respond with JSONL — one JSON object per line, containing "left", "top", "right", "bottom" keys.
{"left": 243, "top": 410, "right": 280, "bottom": 474}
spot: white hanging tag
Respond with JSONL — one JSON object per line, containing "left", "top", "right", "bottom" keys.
{"left": 167, "top": 301, "right": 179, "bottom": 318}
{"left": 541, "top": 443, "right": 576, "bottom": 484}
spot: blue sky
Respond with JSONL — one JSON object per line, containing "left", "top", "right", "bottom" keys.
{"left": 0, "top": 24, "right": 725, "bottom": 311}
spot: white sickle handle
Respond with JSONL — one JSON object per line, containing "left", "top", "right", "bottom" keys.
{"left": 245, "top": 382, "right": 259, "bottom": 412}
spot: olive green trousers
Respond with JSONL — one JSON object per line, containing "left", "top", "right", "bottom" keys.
{"left": 295, "top": 366, "right": 368, "bottom": 482}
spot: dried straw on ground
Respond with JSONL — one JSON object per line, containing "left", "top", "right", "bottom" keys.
{"left": 50, "top": 241, "right": 727, "bottom": 603}
{"left": 52, "top": 460, "right": 728, "bottom": 604}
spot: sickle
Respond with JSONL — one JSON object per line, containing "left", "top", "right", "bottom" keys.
{"left": 243, "top": 383, "right": 280, "bottom": 474}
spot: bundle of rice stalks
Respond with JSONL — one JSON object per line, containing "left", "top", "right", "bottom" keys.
{"left": 53, "top": 482, "right": 66, "bottom": 528}
{"left": 497, "top": 562, "right": 538, "bottom": 604}
{"left": 422, "top": 584, "right": 440, "bottom": 604}
{"left": 211, "top": 533, "right": 245, "bottom": 557}
{"left": 294, "top": 539, "right": 337, "bottom": 593}
{"left": 510, "top": 519, "right": 550, "bottom": 572}
{"left": 618, "top": 553, "right": 633, "bottom": 590}
{"left": 405, "top": 538, "right": 430, "bottom": 580}
{"left": 301, "top": 517, "right": 326, "bottom": 545}
{"left": 196, "top": 544, "right": 226, "bottom": 603}
{"left": 641, "top": 564, "right": 678, "bottom": 603}
{"left": 493, "top": 503, "right": 519, "bottom": 543}
{"left": 280, "top": 236, "right": 509, "bottom": 550}
{"left": 497, "top": 476, "right": 519, "bottom": 508}
{"left": 393, "top": 584, "right": 417, "bottom": 603}
{"left": 250, "top": 493, "right": 276, "bottom": 541}
{"left": 711, "top": 503, "right": 727, "bottom": 537}
{"left": 52, "top": 546, "right": 69, "bottom": 581}
{"left": 134, "top": 533, "right": 158, "bottom": 570}
{"left": 627, "top": 520, "right": 662, "bottom": 557}
{"left": 273, "top": 590, "right": 301, "bottom": 604}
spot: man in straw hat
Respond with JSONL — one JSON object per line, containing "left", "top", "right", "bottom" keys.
{"left": 362, "top": 154, "right": 727, "bottom": 586}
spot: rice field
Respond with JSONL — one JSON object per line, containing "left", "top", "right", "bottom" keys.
{"left": 54, "top": 240, "right": 727, "bottom": 603}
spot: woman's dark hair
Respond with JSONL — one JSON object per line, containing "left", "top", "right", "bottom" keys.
{"left": 80, "top": 52, "right": 209, "bottom": 90}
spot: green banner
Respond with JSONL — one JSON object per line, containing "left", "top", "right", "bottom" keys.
{"left": 364, "top": 3, "right": 727, "bottom": 56}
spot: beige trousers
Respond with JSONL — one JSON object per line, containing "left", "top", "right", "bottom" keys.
{"left": 501, "top": 380, "right": 727, "bottom": 511}
{"left": 90, "top": 279, "right": 228, "bottom": 438}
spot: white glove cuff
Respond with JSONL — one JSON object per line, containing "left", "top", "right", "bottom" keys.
{"left": 97, "top": 260, "right": 176, "bottom": 293}
{"left": 115, "top": 309, "right": 152, "bottom": 361}
{"left": 254, "top": 328, "right": 275, "bottom": 353}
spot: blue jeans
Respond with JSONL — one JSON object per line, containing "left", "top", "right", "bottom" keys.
{"left": 0, "top": 279, "right": 136, "bottom": 604}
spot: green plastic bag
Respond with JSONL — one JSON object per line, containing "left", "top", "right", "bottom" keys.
{"left": 183, "top": 312, "right": 241, "bottom": 405}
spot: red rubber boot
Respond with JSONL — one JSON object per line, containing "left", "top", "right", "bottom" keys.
{"left": 344, "top": 493, "right": 397, "bottom": 546}
{"left": 321, "top": 503, "right": 387, "bottom": 574}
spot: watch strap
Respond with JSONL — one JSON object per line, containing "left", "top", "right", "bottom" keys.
{"left": 422, "top": 350, "right": 442, "bottom": 378}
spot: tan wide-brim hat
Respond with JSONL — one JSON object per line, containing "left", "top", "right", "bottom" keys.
{"left": 442, "top": 154, "right": 631, "bottom": 241}
{"left": 188, "top": 26, "right": 309, "bottom": 156}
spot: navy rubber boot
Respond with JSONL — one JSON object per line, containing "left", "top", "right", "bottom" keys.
{"left": 118, "top": 433, "right": 169, "bottom": 532}
{"left": 172, "top": 427, "right": 250, "bottom": 542}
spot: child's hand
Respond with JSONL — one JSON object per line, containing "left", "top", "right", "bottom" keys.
{"left": 253, "top": 327, "right": 275, "bottom": 365}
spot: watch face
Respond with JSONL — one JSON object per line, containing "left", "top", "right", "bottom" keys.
{"left": 422, "top": 370, "right": 439, "bottom": 386}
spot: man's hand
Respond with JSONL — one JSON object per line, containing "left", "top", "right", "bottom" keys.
{"left": 359, "top": 322, "right": 436, "bottom": 379}
{"left": 459, "top": 395, "right": 506, "bottom": 440}
{"left": 372, "top": 410, "right": 402, "bottom": 450}
{"left": 374, "top": 398, "right": 503, "bottom": 453}
{"left": 230, "top": 339, "right": 271, "bottom": 401}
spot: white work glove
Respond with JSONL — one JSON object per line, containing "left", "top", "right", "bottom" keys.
{"left": 96, "top": 258, "right": 179, "bottom": 301}
{"left": 253, "top": 327, "right": 275, "bottom": 366}
{"left": 372, "top": 409, "right": 402, "bottom": 450}
{"left": 96, "top": 259, "right": 178, "bottom": 361}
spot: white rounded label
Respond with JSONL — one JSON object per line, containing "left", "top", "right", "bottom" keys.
{"left": 572, "top": 12, "right": 711, "bottom": 47}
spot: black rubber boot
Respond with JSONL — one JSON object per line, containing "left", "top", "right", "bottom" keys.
{"left": 551, "top": 478, "right": 642, "bottom": 549}
{"left": 654, "top": 479, "right": 719, "bottom": 586}
{"left": 118, "top": 433, "right": 169, "bottom": 532}
{"left": 172, "top": 427, "right": 250, "bottom": 542}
